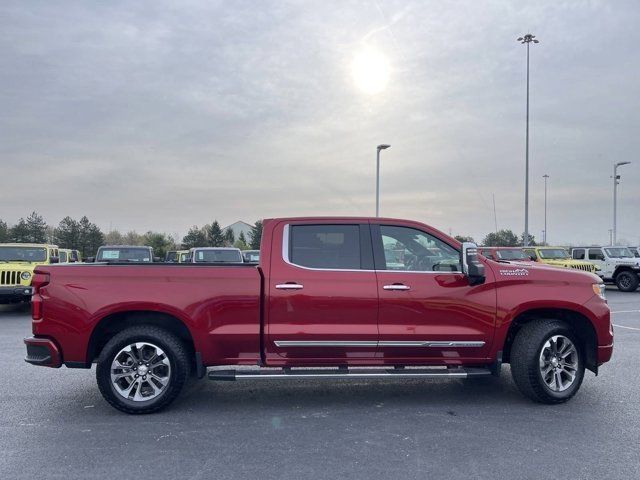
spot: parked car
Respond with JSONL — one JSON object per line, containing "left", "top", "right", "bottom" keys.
{"left": 165, "top": 251, "right": 178, "bottom": 262}
{"left": 522, "top": 246, "right": 597, "bottom": 273}
{"left": 24, "top": 217, "right": 612, "bottom": 413}
{"left": 242, "top": 249, "right": 260, "bottom": 263}
{"left": 571, "top": 246, "right": 640, "bottom": 292}
{"left": 190, "top": 247, "right": 243, "bottom": 263}
{"left": 58, "top": 248, "right": 79, "bottom": 263}
{"left": 90, "top": 245, "right": 158, "bottom": 263}
{"left": 0, "top": 243, "right": 59, "bottom": 304}
{"left": 478, "top": 247, "right": 534, "bottom": 263}
{"left": 176, "top": 250, "right": 190, "bottom": 263}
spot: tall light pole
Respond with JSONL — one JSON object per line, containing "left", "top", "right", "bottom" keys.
{"left": 517, "top": 33, "right": 539, "bottom": 246}
{"left": 543, "top": 174, "right": 549, "bottom": 245}
{"left": 613, "top": 161, "right": 631, "bottom": 245}
{"left": 376, "top": 144, "right": 390, "bottom": 217}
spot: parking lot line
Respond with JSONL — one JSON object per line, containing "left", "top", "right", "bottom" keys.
{"left": 611, "top": 310, "right": 640, "bottom": 314}
{"left": 613, "top": 324, "right": 640, "bottom": 331}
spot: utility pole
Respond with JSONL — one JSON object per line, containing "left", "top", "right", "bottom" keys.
{"left": 517, "top": 33, "right": 539, "bottom": 246}
{"left": 613, "top": 161, "right": 631, "bottom": 245}
{"left": 492, "top": 194, "right": 498, "bottom": 233}
{"left": 543, "top": 174, "right": 549, "bottom": 245}
{"left": 375, "top": 144, "right": 390, "bottom": 217}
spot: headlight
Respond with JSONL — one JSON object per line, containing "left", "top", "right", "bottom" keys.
{"left": 594, "top": 265, "right": 602, "bottom": 271}
{"left": 592, "top": 283, "right": 606, "bottom": 301}
{"left": 21, "top": 271, "right": 31, "bottom": 280}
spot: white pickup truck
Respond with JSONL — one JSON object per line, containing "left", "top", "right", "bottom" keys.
{"left": 571, "top": 246, "right": 640, "bottom": 292}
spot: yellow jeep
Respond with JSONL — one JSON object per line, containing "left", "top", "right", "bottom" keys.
{"left": 522, "top": 246, "right": 597, "bottom": 274}
{"left": 0, "top": 243, "right": 60, "bottom": 303}
{"left": 176, "top": 250, "right": 190, "bottom": 263}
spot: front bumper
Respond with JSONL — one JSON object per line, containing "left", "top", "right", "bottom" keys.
{"left": 0, "top": 285, "right": 33, "bottom": 303}
{"left": 24, "top": 337, "right": 62, "bottom": 368}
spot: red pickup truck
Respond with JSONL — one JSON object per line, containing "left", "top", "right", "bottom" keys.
{"left": 25, "top": 217, "right": 613, "bottom": 414}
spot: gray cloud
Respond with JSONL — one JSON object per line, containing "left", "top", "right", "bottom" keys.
{"left": 1, "top": 0, "right": 639, "bottom": 244}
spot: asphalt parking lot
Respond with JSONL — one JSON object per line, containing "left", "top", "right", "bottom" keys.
{"left": 1, "top": 289, "right": 639, "bottom": 480}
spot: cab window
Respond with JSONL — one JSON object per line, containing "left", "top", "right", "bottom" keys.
{"left": 377, "top": 225, "right": 460, "bottom": 272}
{"left": 524, "top": 249, "right": 537, "bottom": 261}
{"left": 289, "top": 224, "right": 362, "bottom": 270}
{"left": 588, "top": 249, "right": 604, "bottom": 261}
{"left": 572, "top": 249, "right": 585, "bottom": 260}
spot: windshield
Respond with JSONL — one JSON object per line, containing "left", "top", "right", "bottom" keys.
{"left": 604, "top": 247, "right": 635, "bottom": 258}
{"left": 194, "top": 249, "right": 242, "bottom": 263}
{"left": 496, "top": 249, "right": 529, "bottom": 260}
{"left": 538, "top": 248, "right": 570, "bottom": 260}
{"left": 0, "top": 246, "right": 47, "bottom": 262}
{"left": 97, "top": 248, "right": 152, "bottom": 262}
{"left": 59, "top": 251, "right": 68, "bottom": 262}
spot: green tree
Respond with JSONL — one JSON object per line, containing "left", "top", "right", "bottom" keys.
{"left": 207, "top": 221, "right": 225, "bottom": 247}
{"left": 78, "top": 216, "right": 104, "bottom": 257}
{"left": 482, "top": 229, "right": 519, "bottom": 247}
{"left": 519, "top": 232, "right": 537, "bottom": 246}
{"left": 10, "top": 212, "right": 48, "bottom": 243}
{"left": 224, "top": 228, "right": 235, "bottom": 247}
{"left": 249, "top": 220, "right": 262, "bottom": 250}
{"left": 0, "top": 220, "right": 9, "bottom": 242}
{"left": 104, "top": 229, "right": 124, "bottom": 245}
{"left": 454, "top": 235, "right": 475, "bottom": 243}
{"left": 234, "top": 231, "right": 248, "bottom": 250}
{"left": 123, "top": 231, "right": 143, "bottom": 245}
{"left": 182, "top": 226, "right": 207, "bottom": 249}
{"left": 54, "top": 217, "right": 80, "bottom": 248}
{"left": 142, "top": 231, "right": 175, "bottom": 259}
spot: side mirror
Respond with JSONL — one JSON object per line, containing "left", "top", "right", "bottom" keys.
{"left": 461, "top": 242, "right": 485, "bottom": 286}
{"left": 49, "top": 256, "right": 59, "bottom": 264}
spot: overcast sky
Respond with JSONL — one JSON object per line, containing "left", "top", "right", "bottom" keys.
{"left": 1, "top": 0, "right": 639, "bottom": 244}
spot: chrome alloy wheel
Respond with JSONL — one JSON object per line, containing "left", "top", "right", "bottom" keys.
{"left": 538, "top": 335, "right": 579, "bottom": 392}
{"left": 110, "top": 342, "right": 171, "bottom": 402}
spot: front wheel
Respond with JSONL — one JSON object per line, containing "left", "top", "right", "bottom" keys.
{"left": 615, "top": 271, "right": 639, "bottom": 292}
{"left": 510, "top": 320, "right": 585, "bottom": 404}
{"left": 96, "top": 326, "right": 190, "bottom": 414}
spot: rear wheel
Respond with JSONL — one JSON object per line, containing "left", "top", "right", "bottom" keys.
{"left": 614, "top": 270, "right": 639, "bottom": 292}
{"left": 510, "top": 320, "right": 585, "bottom": 404}
{"left": 96, "top": 326, "right": 190, "bottom": 414}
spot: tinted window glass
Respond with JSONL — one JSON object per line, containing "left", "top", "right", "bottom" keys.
{"left": 573, "top": 249, "right": 585, "bottom": 260}
{"left": 97, "top": 248, "right": 152, "bottom": 262}
{"left": 290, "top": 225, "right": 361, "bottom": 269}
{"left": 379, "top": 225, "right": 460, "bottom": 272}
{"left": 194, "top": 249, "right": 242, "bottom": 263}
{"left": 588, "top": 249, "right": 604, "bottom": 261}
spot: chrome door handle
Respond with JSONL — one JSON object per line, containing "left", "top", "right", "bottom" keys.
{"left": 276, "top": 283, "right": 304, "bottom": 290}
{"left": 383, "top": 284, "right": 411, "bottom": 291}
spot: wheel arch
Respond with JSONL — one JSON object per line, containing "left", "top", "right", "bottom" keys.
{"left": 502, "top": 308, "right": 598, "bottom": 374}
{"left": 86, "top": 310, "right": 197, "bottom": 366}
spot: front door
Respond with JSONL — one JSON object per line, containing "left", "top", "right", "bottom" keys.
{"left": 372, "top": 222, "right": 496, "bottom": 365}
{"left": 265, "top": 221, "right": 379, "bottom": 365}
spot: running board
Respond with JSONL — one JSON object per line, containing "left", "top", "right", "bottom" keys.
{"left": 208, "top": 367, "right": 492, "bottom": 381}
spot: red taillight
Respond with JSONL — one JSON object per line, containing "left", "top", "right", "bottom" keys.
{"left": 31, "top": 272, "right": 49, "bottom": 321}
{"left": 32, "top": 272, "right": 50, "bottom": 292}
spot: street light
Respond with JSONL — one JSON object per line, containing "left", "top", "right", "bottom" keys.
{"left": 613, "top": 161, "right": 631, "bottom": 245}
{"left": 543, "top": 174, "right": 549, "bottom": 245}
{"left": 517, "top": 33, "right": 540, "bottom": 246}
{"left": 376, "top": 144, "right": 391, "bottom": 217}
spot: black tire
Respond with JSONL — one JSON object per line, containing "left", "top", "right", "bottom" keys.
{"left": 614, "top": 270, "right": 639, "bottom": 292}
{"left": 96, "top": 325, "right": 191, "bottom": 414}
{"left": 510, "top": 319, "right": 585, "bottom": 404}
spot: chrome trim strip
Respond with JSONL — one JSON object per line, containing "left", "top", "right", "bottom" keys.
{"left": 378, "top": 341, "right": 486, "bottom": 348}
{"left": 274, "top": 340, "right": 485, "bottom": 348}
{"left": 274, "top": 341, "right": 378, "bottom": 347}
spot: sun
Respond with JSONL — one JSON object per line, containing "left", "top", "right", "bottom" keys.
{"left": 351, "top": 47, "right": 390, "bottom": 95}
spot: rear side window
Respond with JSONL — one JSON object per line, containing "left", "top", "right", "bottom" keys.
{"left": 573, "top": 249, "right": 585, "bottom": 260}
{"left": 290, "top": 225, "right": 361, "bottom": 269}
{"left": 588, "top": 249, "right": 604, "bottom": 261}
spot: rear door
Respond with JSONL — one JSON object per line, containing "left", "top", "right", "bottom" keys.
{"left": 372, "top": 222, "right": 496, "bottom": 364}
{"left": 265, "top": 221, "right": 379, "bottom": 364}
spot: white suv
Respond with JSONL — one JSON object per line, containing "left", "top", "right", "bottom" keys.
{"left": 571, "top": 246, "right": 640, "bottom": 292}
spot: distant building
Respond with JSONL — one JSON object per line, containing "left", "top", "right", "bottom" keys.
{"left": 223, "top": 221, "right": 253, "bottom": 242}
